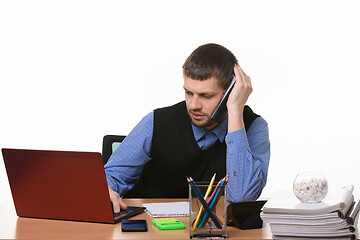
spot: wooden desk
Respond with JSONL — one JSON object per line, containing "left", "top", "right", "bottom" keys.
{"left": 0, "top": 198, "right": 273, "bottom": 239}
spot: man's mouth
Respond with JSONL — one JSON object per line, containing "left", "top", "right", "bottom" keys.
{"left": 190, "top": 111, "right": 205, "bottom": 121}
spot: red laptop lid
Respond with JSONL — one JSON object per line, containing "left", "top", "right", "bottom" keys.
{"left": 1, "top": 148, "right": 115, "bottom": 223}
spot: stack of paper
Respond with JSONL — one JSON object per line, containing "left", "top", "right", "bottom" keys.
{"left": 261, "top": 185, "right": 358, "bottom": 240}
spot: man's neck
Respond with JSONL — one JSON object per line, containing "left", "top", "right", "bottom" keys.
{"left": 205, "top": 122, "right": 219, "bottom": 130}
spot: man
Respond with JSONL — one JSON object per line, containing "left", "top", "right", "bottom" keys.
{"left": 105, "top": 43, "right": 270, "bottom": 213}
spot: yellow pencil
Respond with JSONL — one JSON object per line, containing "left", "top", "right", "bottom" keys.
{"left": 192, "top": 173, "right": 216, "bottom": 231}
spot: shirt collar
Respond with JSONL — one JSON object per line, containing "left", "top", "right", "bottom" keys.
{"left": 191, "top": 116, "right": 228, "bottom": 143}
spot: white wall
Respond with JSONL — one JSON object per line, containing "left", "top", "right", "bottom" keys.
{"left": 1, "top": 0, "right": 360, "bottom": 204}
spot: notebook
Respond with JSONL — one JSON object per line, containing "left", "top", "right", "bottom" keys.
{"left": 142, "top": 202, "right": 189, "bottom": 217}
{"left": 1, "top": 148, "right": 145, "bottom": 224}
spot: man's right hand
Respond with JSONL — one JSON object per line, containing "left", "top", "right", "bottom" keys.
{"left": 108, "top": 186, "right": 127, "bottom": 213}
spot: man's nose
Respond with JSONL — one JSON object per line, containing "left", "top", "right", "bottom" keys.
{"left": 190, "top": 96, "right": 202, "bottom": 110}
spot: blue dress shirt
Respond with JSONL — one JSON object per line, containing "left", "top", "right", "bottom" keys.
{"left": 105, "top": 111, "right": 270, "bottom": 202}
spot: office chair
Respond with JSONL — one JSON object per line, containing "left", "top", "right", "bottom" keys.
{"left": 102, "top": 135, "right": 126, "bottom": 165}
{"left": 102, "top": 134, "right": 179, "bottom": 198}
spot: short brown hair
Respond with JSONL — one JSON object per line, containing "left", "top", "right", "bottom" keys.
{"left": 182, "top": 43, "right": 238, "bottom": 89}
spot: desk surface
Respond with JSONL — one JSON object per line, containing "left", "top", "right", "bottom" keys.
{"left": 0, "top": 198, "right": 273, "bottom": 239}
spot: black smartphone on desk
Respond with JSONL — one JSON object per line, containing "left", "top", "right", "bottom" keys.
{"left": 211, "top": 75, "right": 236, "bottom": 123}
{"left": 121, "top": 219, "right": 148, "bottom": 232}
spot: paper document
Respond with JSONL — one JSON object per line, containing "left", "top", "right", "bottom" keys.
{"left": 142, "top": 202, "right": 189, "bottom": 217}
{"left": 262, "top": 185, "right": 354, "bottom": 215}
{"left": 261, "top": 185, "right": 357, "bottom": 240}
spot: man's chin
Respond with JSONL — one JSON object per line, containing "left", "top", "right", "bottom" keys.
{"left": 190, "top": 118, "right": 217, "bottom": 129}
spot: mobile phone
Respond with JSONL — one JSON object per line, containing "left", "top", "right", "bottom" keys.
{"left": 121, "top": 219, "right": 148, "bottom": 232}
{"left": 210, "top": 75, "right": 236, "bottom": 123}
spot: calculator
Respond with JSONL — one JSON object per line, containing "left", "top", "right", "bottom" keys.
{"left": 152, "top": 218, "right": 185, "bottom": 230}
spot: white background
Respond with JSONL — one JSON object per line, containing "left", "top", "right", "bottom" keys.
{"left": 1, "top": 0, "right": 360, "bottom": 205}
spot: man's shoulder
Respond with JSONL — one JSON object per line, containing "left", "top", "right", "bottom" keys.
{"left": 153, "top": 101, "right": 190, "bottom": 128}
{"left": 154, "top": 101, "right": 187, "bottom": 121}
{"left": 138, "top": 101, "right": 186, "bottom": 126}
{"left": 246, "top": 116, "right": 269, "bottom": 137}
{"left": 243, "top": 105, "right": 261, "bottom": 132}
{"left": 252, "top": 116, "right": 268, "bottom": 127}
{"left": 154, "top": 101, "right": 186, "bottom": 113}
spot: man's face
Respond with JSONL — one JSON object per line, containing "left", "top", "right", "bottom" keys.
{"left": 183, "top": 76, "right": 224, "bottom": 130}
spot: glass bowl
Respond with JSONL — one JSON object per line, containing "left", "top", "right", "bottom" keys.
{"left": 293, "top": 172, "right": 328, "bottom": 203}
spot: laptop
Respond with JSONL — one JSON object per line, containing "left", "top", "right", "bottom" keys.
{"left": 1, "top": 148, "right": 145, "bottom": 224}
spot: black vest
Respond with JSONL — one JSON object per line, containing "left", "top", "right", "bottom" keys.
{"left": 124, "top": 101, "right": 259, "bottom": 198}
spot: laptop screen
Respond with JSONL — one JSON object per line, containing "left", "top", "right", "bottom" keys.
{"left": 2, "top": 148, "right": 116, "bottom": 223}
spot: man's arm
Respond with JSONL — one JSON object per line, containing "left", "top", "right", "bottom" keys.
{"left": 225, "top": 64, "right": 270, "bottom": 202}
{"left": 104, "top": 112, "right": 153, "bottom": 212}
{"left": 225, "top": 118, "right": 270, "bottom": 202}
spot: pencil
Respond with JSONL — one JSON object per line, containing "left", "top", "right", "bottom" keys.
{"left": 193, "top": 179, "right": 223, "bottom": 230}
{"left": 198, "top": 175, "right": 228, "bottom": 228}
{"left": 193, "top": 173, "right": 216, "bottom": 230}
{"left": 206, "top": 177, "right": 223, "bottom": 205}
{"left": 196, "top": 177, "right": 223, "bottom": 228}
{"left": 187, "top": 177, "right": 222, "bottom": 229}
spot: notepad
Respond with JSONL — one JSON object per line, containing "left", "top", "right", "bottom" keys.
{"left": 142, "top": 202, "right": 189, "bottom": 217}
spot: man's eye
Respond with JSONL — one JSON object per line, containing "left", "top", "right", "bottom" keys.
{"left": 185, "top": 91, "right": 193, "bottom": 96}
{"left": 202, "top": 95, "right": 211, "bottom": 99}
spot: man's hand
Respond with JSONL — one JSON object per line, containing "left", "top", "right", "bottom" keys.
{"left": 227, "top": 64, "right": 253, "bottom": 133}
{"left": 108, "top": 186, "right": 127, "bottom": 213}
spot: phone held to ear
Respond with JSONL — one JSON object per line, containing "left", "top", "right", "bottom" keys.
{"left": 211, "top": 75, "right": 236, "bottom": 123}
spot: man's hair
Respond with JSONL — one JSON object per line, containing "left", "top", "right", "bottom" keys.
{"left": 182, "top": 43, "right": 238, "bottom": 89}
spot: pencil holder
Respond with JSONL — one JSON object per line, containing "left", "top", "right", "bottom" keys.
{"left": 189, "top": 181, "right": 227, "bottom": 239}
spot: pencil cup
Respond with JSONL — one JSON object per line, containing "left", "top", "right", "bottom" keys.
{"left": 189, "top": 181, "right": 227, "bottom": 239}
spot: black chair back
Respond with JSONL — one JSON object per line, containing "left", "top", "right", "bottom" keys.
{"left": 102, "top": 135, "right": 126, "bottom": 165}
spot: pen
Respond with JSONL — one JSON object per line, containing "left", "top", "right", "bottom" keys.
{"left": 187, "top": 177, "right": 222, "bottom": 229}
{"left": 193, "top": 173, "right": 216, "bottom": 230}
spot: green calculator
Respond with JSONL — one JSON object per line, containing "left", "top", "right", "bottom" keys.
{"left": 152, "top": 218, "right": 185, "bottom": 230}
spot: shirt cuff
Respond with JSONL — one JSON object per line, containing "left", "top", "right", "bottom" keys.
{"left": 225, "top": 129, "right": 250, "bottom": 154}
